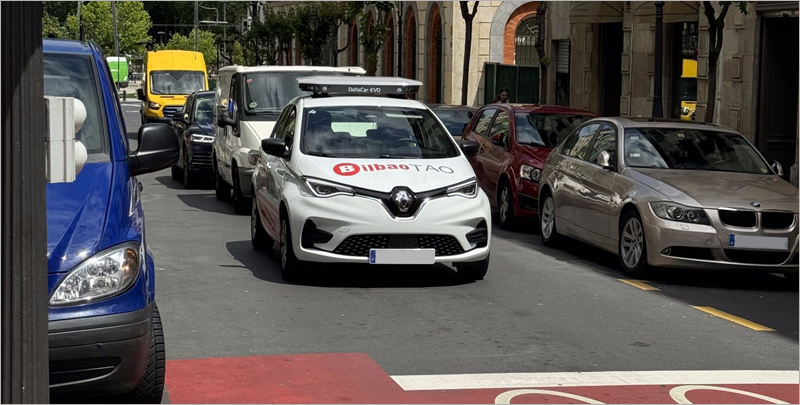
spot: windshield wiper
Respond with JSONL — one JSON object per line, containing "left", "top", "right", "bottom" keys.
{"left": 307, "top": 151, "right": 334, "bottom": 157}
{"left": 379, "top": 154, "right": 412, "bottom": 159}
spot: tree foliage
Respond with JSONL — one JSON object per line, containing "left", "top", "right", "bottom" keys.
{"left": 63, "top": 1, "right": 152, "bottom": 56}
{"left": 157, "top": 29, "right": 217, "bottom": 70}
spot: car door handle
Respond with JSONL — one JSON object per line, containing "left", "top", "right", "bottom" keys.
{"left": 276, "top": 168, "right": 286, "bottom": 176}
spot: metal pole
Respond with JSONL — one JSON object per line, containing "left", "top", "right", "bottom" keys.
{"left": 396, "top": 1, "right": 404, "bottom": 77}
{"left": 1, "top": 2, "right": 50, "bottom": 403}
{"left": 652, "top": 1, "right": 664, "bottom": 118}
{"left": 112, "top": 1, "right": 119, "bottom": 87}
{"left": 223, "top": 1, "right": 227, "bottom": 60}
{"left": 77, "top": 1, "right": 84, "bottom": 42}
{"left": 194, "top": 0, "right": 199, "bottom": 52}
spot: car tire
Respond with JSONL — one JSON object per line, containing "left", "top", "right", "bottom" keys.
{"left": 215, "top": 164, "right": 231, "bottom": 201}
{"left": 232, "top": 166, "right": 251, "bottom": 215}
{"left": 456, "top": 254, "right": 490, "bottom": 280}
{"left": 498, "top": 180, "right": 516, "bottom": 230}
{"left": 183, "top": 153, "right": 196, "bottom": 189}
{"left": 619, "top": 210, "right": 650, "bottom": 277}
{"left": 122, "top": 304, "right": 165, "bottom": 404}
{"left": 170, "top": 165, "right": 182, "bottom": 182}
{"left": 540, "top": 192, "right": 560, "bottom": 247}
{"left": 279, "top": 216, "right": 302, "bottom": 282}
{"left": 251, "top": 197, "right": 273, "bottom": 252}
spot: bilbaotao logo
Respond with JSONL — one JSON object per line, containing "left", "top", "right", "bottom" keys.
{"left": 333, "top": 163, "right": 360, "bottom": 176}
{"left": 332, "top": 162, "right": 455, "bottom": 176}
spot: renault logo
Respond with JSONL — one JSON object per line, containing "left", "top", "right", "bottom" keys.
{"left": 392, "top": 189, "right": 414, "bottom": 213}
{"left": 751, "top": 202, "right": 761, "bottom": 208}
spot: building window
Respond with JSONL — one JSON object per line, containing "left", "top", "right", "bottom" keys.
{"left": 515, "top": 16, "right": 540, "bottom": 66}
{"left": 349, "top": 20, "right": 359, "bottom": 66}
{"left": 555, "top": 39, "right": 570, "bottom": 106}
{"left": 404, "top": 10, "right": 417, "bottom": 80}
{"left": 384, "top": 14, "right": 395, "bottom": 76}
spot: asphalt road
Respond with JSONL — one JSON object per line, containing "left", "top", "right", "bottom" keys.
{"left": 122, "top": 103, "right": 798, "bottom": 403}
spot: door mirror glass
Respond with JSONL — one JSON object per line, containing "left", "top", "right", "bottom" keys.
{"left": 261, "top": 138, "right": 289, "bottom": 158}
{"left": 772, "top": 160, "right": 784, "bottom": 176}
{"left": 460, "top": 140, "right": 480, "bottom": 157}
{"left": 597, "top": 150, "right": 614, "bottom": 169}
{"left": 128, "top": 123, "right": 180, "bottom": 176}
{"left": 136, "top": 88, "right": 145, "bottom": 101}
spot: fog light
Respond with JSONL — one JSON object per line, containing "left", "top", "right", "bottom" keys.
{"left": 661, "top": 248, "right": 672, "bottom": 256}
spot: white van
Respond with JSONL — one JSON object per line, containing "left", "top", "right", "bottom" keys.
{"left": 213, "top": 65, "right": 366, "bottom": 213}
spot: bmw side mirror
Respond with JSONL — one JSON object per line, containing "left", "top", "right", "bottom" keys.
{"left": 128, "top": 123, "right": 180, "bottom": 177}
{"left": 460, "top": 140, "right": 480, "bottom": 157}
{"left": 262, "top": 138, "right": 289, "bottom": 158}
{"left": 772, "top": 160, "right": 784, "bottom": 176}
{"left": 598, "top": 150, "right": 615, "bottom": 170}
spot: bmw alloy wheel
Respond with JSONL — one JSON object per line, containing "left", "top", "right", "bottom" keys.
{"left": 541, "top": 196, "right": 555, "bottom": 239}
{"left": 621, "top": 217, "right": 644, "bottom": 268}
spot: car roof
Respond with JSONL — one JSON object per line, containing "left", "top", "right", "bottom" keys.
{"left": 427, "top": 103, "right": 478, "bottom": 110}
{"left": 487, "top": 103, "right": 597, "bottom": 116}
{"left": 192, "top": 90, "right": 216, "bottom": 97}
{"left": 43, "top": 39, "right": 94, "bottom": 55}
{"left": 302, "top": 96, "right": 429, "bottom": 110}
{"left": 597, "top": 116, "right": 736, "bottom": 132}
{"left": 218, "top": 65, "right": 366, "bottom": 74}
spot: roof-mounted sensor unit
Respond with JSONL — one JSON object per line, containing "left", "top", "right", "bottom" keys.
{"left": 297, "top": 76, "right": 423, "bottom": 98}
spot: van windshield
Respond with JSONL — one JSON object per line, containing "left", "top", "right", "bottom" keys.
{"left": 150, "top": 71, "right": 205, "bottom": 95}
{"left": 243, "top": 72, "right": 356, "bottom": 115}
{"left": 44, "top": 53, "right": 108, "bottom": 161}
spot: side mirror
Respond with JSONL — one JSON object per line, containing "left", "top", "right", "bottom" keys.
{"left": 173, "top": 112, "right": 187, "bottom": 124}
{"left": 136, "top": 88, "right": 145, "bottom": 101}
{"left": 467, "top": 111, "right": 474, "bottom": 119}
{"left": 597, "top": 150, "right": 615, "bottom": 170}
{"left": 772, "top": 160, "right": 784, "bottom": 176}
{"left": 261, "top": 138, "right": 289, "bottom": 158}
{"left": 217, "top": 115, "right": 236, "bottom": 128}
{"left": 490, "top": 133, "right": 506, "bottom": 146}
{"left": 128, "top": 123, "right": 180, "bottom": 177}
{"left": 459, "top": 140, "right": 480, "bottom": 157}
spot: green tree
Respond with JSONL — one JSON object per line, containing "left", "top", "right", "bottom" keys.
{"left": 702, "top": 1, "right": 749, "bottom": 122}
{"left": 158, "top": 29, "right": 217, "bottom": 69}
{"left": 66, "top": 1, "right": 152, "bottom": 56}
{"left": 357, "top": 2, "right": 394, "bottom": 75}
{"left": 43, "top": 11, "right": 69, "bottom": 39}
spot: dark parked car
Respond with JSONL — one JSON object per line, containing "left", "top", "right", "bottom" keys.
{"left": 462, "top": 103, "right": 596, "bottom": 229}
{"left": 171, "top": 90, "right": 216, "bottom": 188}
{"left": 428, "top": 104, "right": 479, "bottom": 141}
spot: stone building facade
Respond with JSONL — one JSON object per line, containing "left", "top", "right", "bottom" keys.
{"left": 262, "top": 1, "right": 799, "bottom": 184}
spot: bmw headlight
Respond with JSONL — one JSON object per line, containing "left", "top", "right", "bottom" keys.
{"left": 50, "top": 242, "right": 141, "bottom": 306}
{"left": 520, "top": 165, "right": 542, "bottom": 182}
{"left": 148, "top": 101, "right": 161, "bottom": 110}
{"left": 304, "top": 177, "right": 355, "bottom": 198}
{"left": 191, "top": 134, "right": 214, "bottom": 143}
{"left": 650, "top": 202, "right": 709, "bottom": 225}
{"left": 446, "top": 179, "right": 478, "bottom": 198}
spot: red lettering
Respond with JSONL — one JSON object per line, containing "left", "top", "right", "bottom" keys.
{"left": 387, "top": 164, "right": 398, "bottom": 170}
{"left": 333, "top": 163, "right": 360, "bottom": 176}
{"left": 399, "top": 164, "right": 409, "bottom": 170}
{"left": 375, "top": 164, "right": 386, "bottom": 170}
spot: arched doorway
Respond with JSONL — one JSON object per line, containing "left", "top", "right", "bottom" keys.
{"left": 502, "top": 2, "right": 540, "bottom": 64}
{"left": 384, "top": 13, "right": 395, "bottom": 76}
{"left": 404, "top": 8, "right": 417, "bottom": 79}
{"left": 514, "top": 15, "right": 540, "bottom": 66}
{"left": 348, "top": 19, "right": 359, "bottom": 66}
{"left": 426, "top": 4, "right": 443, "bottom": 103}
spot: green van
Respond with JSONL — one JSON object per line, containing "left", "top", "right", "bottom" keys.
{"left": 106, "top": 56, "right": 129, "bottom": 88}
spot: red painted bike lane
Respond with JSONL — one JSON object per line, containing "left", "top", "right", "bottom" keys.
{"left": 165, "top": 353, "right": 799, "bottom": 404}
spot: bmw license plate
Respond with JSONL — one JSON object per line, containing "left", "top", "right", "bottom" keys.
{"left": 369, "top": 249, "right": 435, "bottom": 265}
{"left": 729, "top": 235, "right": 789, "bottom": 251}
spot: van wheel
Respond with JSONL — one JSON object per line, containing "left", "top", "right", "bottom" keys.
{"left": 215, "top": 164, "right": 231, "bottom": 201}
{"left": 619, "top": 210, "right": 650, "bottom": 277}
{"left": 280, "top": 216, "right": 302, "bottom": 282}
{"left": 456, "top": 254, "right": 490, "bottom": 280}
{"left": 171, "top": 165, "right": 182, "bottom": 182}
{"left": 251, "top": 198, "right": 273, "bottom": 251}
{"left": 232, "top": 167, "right": 251, "bottom": 215}
{"left": 122, "top": 304, "right": 165, "bottom": 403}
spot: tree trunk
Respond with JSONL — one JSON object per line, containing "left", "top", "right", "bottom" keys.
{"left": 705, "top": 54, "right": 719, "bottom": 122}
{"left": 702, "top": 1, "right": 729, "bottom": 123}
{"left": 460, "top": 1, "right": 479, "bottom": 106}
{"left": 534, "top": 1, "right": 548, "bottom": 103}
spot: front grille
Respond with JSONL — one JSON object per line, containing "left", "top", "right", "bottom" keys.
{"left": 162, "top": 106, "right": 183, "bottom": 118}
{"left": 332, "top": 235, "right": 465, "bottom": 257}
{"left": 718, "top": 210, "right": 756, "bottom": 228}
{"left": 191, "top": 155, "right": 213, "bottom": 167}
{"left": 761, "top": 212, "right": 795, "bottom": 229}
{"left": 724, "top": 249, "right": 793, "bottom": 265}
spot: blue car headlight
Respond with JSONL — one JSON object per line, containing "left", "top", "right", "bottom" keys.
{"left": 50, "top": 242, "right": 141, "bottom": 306}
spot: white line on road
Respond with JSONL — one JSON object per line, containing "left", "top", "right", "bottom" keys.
{"left": 390, "top": 370, "right": 799, "bottom": 391}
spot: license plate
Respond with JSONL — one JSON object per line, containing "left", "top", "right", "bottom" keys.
{"left": 369, "top": 249, "right": 435, "bottom": 265}
{"left": 729, "top": 235, "right": 789, "bottom": 251}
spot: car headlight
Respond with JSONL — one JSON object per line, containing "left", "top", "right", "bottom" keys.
{"left": 304, "top": 177, "right": 355, "bottom": 198}
{"left": 191, "top": 134, "right": 214, "bottom": 143}
{"left": 650, "top": 202, "right": 710, "bottom": 225}
{"left": 446, "top": 179, "right": 478, "bottom": 198}
{"left": 148, "top": 101, "right": 161, "bottom": 110}
{"left": 520, "top": 165, "right": 542, "bottom": 182}
{"left": 50, "top": 242, "right": 141, "bottom": 306}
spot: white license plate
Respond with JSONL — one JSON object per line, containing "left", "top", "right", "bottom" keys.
{"left": 728, "top": 235, "right": 789, "bottom": 251}
{"left": 369, "top": 249, "right": 435, "bottom": 265}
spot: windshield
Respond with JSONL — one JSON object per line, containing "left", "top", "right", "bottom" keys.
{"left": 623, "top": 128, "right": 771, "bottom": 174}
{"left": 301, "top": 106, "right": 460, "bottom": 159}
{"left": 244, "top": 72, "right": 357, "bottom": 115}
{"left": 431, "top": 109, "right": 474, "bottom": 137}
{"left": 44, "top": 53, "right": 108, "bottom": 161}
{"left": 680, "top": 78, "right": 697, "bottom": 102}
{"left": 515, "top": 113, "right": 593, "bottom": 147}
{"left": 193, "top": 96, "right": 215, "bottom": 126}
{"left": 150, "top": 71, "right": 205, "bottom": 95}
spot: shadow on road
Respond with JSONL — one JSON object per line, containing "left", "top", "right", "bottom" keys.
{"left": 176, "top": 193, "right": 239, "bottom": 216}
{"left": 225, "top": 240, "right": 474, "bottom": 289}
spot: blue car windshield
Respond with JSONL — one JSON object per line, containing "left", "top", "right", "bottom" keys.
{"left": 193, "top": 96, "right": 215, "bottom": 126}
{"left": 44, "top": 53, "right": 109, "bottom": 162}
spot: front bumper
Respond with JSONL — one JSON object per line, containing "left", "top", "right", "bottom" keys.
{"left": 640, "top": 206, "right": 799, "bottom": 271}
{"left": 187, "top": 142, "right": 214, "bottom": 175}
{"left": 48, "top": 302, "right": 153, "bottom": 397}
{"left": 285, "top": 191, "right": 492, "bottom": 264}
{"left": 513, "top": 178, "right": 541, "bottom": 219}
{"left": 238, "top": 166, "right": 256, "bottom": 197}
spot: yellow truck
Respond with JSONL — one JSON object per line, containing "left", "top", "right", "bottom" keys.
{"left": 680, "top": 58, "right": 697, "bottom": 121}
{"left": 137, "top": 50, "right": 208, "bottom": 124}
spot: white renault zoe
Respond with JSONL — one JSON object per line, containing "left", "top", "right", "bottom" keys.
{"left": 250, "top": 76, "right": 492, "bottom": 281}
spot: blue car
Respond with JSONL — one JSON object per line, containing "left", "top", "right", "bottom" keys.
{"left": 44, "top": 39, "right": 179, "bottom": 402}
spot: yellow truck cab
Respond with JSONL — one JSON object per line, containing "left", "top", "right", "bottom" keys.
{"left": 138, "top": 50, "right": 208, "bottom": 124}
{"left": 680, "top": 58, "right": 697, "bottom": 121}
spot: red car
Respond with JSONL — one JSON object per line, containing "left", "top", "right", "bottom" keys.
{"left": 462, "top": 104, "right": 596, "bottom": 229}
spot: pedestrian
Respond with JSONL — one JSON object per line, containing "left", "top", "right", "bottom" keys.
{"left": 492, "top": 87, "right": 510, "bottom": 104}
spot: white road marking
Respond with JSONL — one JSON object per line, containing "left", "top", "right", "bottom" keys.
{"left": 669, "top": 385, "right": 789, "bottom": 404}
{"left": 390, "top": 370, "right": 799, "bottom": 391}
{"left": 495, "top": 389, "right": 605, "bottom": 404}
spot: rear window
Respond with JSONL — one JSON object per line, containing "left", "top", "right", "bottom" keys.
{"left": 514, "top": 113, "right": 593, "bottom": 147}
{"left": 432, "top": 109, "right": 474, "bottom": 137}
{"left": 44, "top": 53, "right": 109, "bottom": 161}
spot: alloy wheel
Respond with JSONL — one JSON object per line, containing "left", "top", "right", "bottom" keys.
{"left": 499, "top": 186, "right": 510, "bottom": 223}
{"left": 541, "top": 196, "right": 555, "bottom": 239}
{"left": 621, "top": 217, "right": 644, "bottom": 268}
{"left": 251, "top": 201, "right": 258, "bottom": 241}
{"left": 280, "top": 220, "right": 288, "bottom": 269}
